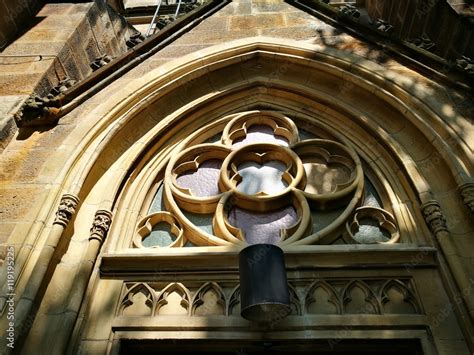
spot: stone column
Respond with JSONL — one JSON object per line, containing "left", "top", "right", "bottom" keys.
{"left": 0, "top": 194, "right": 79, "bottom": 353}
{"left": 458, "top": 183, "right": 474, "bottom": 215}
{"left": 50, "top": 209, "right": 113, "bottom": 354}
{"left": 421, "top": 200, "right": 474, "bottom": 318}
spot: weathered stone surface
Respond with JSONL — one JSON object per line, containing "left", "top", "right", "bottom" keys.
{"left": 0, "top": 73, "right": 41, "bottom": 96}
{"left": 0, "top": 1, "right": 473, "bottom": 354}
{"left": 229, "top": 13, "right": 286, "bottom": 30}
{"left": 0, "top": 186, "right": 44, "bottom": 221}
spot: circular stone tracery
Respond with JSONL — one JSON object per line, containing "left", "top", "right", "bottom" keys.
{"left": 222, "top": 111, "right": 299, "bottom": 148}
{"left": 292, "top": 139, "right": 362, "bottom": 210}
{"left": 134, "top": 212, "right": 184, "bottom": 248}
{"left": 236, "top": 160, "right": 289, "bottom": 195}
{"left": 169, "top": 144, "right": 231, "bottom": 214}
{"left": 228, "top": 206, "right": 298, "bottom": 245}
{"left": 219, "top": 143, "right": 305, "bottom": 212}
{"left": 148, "top": 110, "right": 396, "bottom": 247}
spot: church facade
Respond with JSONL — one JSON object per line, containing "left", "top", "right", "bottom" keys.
{"left": 0, "top": 0, "right": 473, "bottom": 353}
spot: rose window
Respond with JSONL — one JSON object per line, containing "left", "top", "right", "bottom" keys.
{"left": 134, "top": 111, "right": 399, "bottom": 248}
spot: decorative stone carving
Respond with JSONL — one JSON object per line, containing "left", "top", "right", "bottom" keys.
{"left": 169, "top": 144, "right": 231, "bottom": 214}
{"left": 421, "top": 200, "right": 448, "bottom": 235}
{"left": 118, "top": 279, "right": 421, "bottom": 317}
{"left": 305, "top": 280, "right": 341, "bottom": 315}
{"left": 219, "top": 143, "right": 305, "bottom": 211}
{"left": 191, "top": 282, "right": 226, "bottom": 316}
{"left": 183, "top": 2, "right": 200, "bottom": 12}
{"left": 343, "top": 206, "right": 399, "bottom": 244}
{"left": 343, "top": 280, "right": 379, "bottom": 314}
{"left": 90, "top": 209, "right": 113, "bottom": 243}
{"left": 456, "top": 56, "right": 474, "bottom": 76}
{"left": 459, "top": 183, "right": 474, "bottom": 214}
{"left": 372, "top": 18, "right": 393, "bottom": 33}
{"left": 288, "top": 283, "right": 302, "bottom": 316}
{"left": 49, "top": 77, "right": 76, "bottom": 97}
{"left": 155, "top": 283, "right": 190, "bottom": 316}
{"left": 53, "top": 194, "right": 79, "bottom": 227}
{"left": 14, "top": 77, "right": 76, "bottom": 127}
{"left": 155, "top": 110, "right": 384, "bottom": 247}
{"left": 120, "top": 283, "right": 155, "bottom": 317}
{"left": 410, "top": 36, "right": 436, "bottom": 51}
{"left": 14, "top": 95, "right": 61, "bottom": 127}
{"left": 90, "top": 54, "right": 112, "bottom": 71}
{"left": 221, "top": 111, "right": 299, "bottom": 148}
{"left": 380, "top": 279, "right": 420, "bottom": 314}
{"left": 126, "top": 31, "right": 145, "bottom": 48}
{"left": 339, "top": 4, "right": 360, "bottom": 18}
{"left": 292, "top": 139, "right": 363, "bottom": 210}
{"left": 134, "top": 212, "right": 184, "bottom": 248}
{"left": 155, "top": 15, "right": 173, "bottom": 30}
{"left": 227, "top": 285, "right": 241, "bottom": 316}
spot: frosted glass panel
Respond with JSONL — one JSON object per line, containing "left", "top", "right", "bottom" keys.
{"left": 311, "top": 208, "right": 344, "bottom": 232}
{"left": 182, "top": 211, "right": 214, "bottom": 235}
{"left": 176, "top": 159, "right": 221, "bottom": 197}
{"left": 232, "top": 125, "right": 289, "bottom": 148}
{"left": 363, "top": 178, "right": 383, "bottom": 208}
{"left": 303, "top": 159, "right": 352, "bottom": 194}
{"left": 228, "top": 206, "right": 297, "bottom": 244}
{"left": 352, "top": 218, "right": 391, "bottom": 243}
{"left": 142, "top": 222, "right": 176, "bottom": 247}
{"left": 148, "top": 183, "right": 165, "bottom": 213}
{"left": 236, "top": 160, "right": 288, "bottom": 195}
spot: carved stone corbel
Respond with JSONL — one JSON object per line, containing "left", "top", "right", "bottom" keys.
{"left": 125, "top": 31, "right": 145, "bottom": 49}
{"left": 339, "top": 4, "right": 361, "bottom": 18}
{"left": 456, "top": 56, "right": 474, "bottom": 76}
{"left": 53, "top": 194, "right": 80, "bottom": 227}
{"left": 372, "top": 19, "right": 394, "bottom": 33}
{"left": 90, "top": 54, "right": 112, "bottom": 71}
{"left": 410, "top": 35, "right": 436, "bottom": 51}
{"left": 458, "top": 183, "right": 474, "bottom": 215}
{"left": 14, "top": 95, "right": 62, "bottom": 127}
{"left": 90, "top": 209, "right": 113, "bottom": 243}
{"left": 421, "top": 200, "right": 448, "bottom": 236}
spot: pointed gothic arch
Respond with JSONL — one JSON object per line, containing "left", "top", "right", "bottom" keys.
{"left": 9, "top": 37, "right": 473, "bottom": 354}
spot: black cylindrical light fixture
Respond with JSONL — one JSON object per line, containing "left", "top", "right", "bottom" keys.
{"left": 239, "top": 244, "right": 291, "bottom": 323}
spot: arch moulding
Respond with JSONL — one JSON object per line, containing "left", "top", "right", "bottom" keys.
{"left": 4, "top": 37, "right": 474, "bottom": 354}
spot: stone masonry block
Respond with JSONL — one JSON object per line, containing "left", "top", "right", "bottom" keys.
{"left": 229, "top": 13, "right": 286, "bottom": 30}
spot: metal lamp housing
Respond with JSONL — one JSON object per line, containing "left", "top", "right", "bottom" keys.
{"left": 238, "top": 244, "right": 291, "bottom": 323}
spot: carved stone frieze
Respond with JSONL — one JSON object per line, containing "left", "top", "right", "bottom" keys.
{"left": 53, "top": 194, "right": 80, "bottom": 227}
{"left": 118, "top": 278, "right": 421, "bottom": 317}
{"left": 421, "top": 200, "right": 448, "bottom": 235}
{"left": 90, "top": 209, "right": 113, "bottom": 243}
